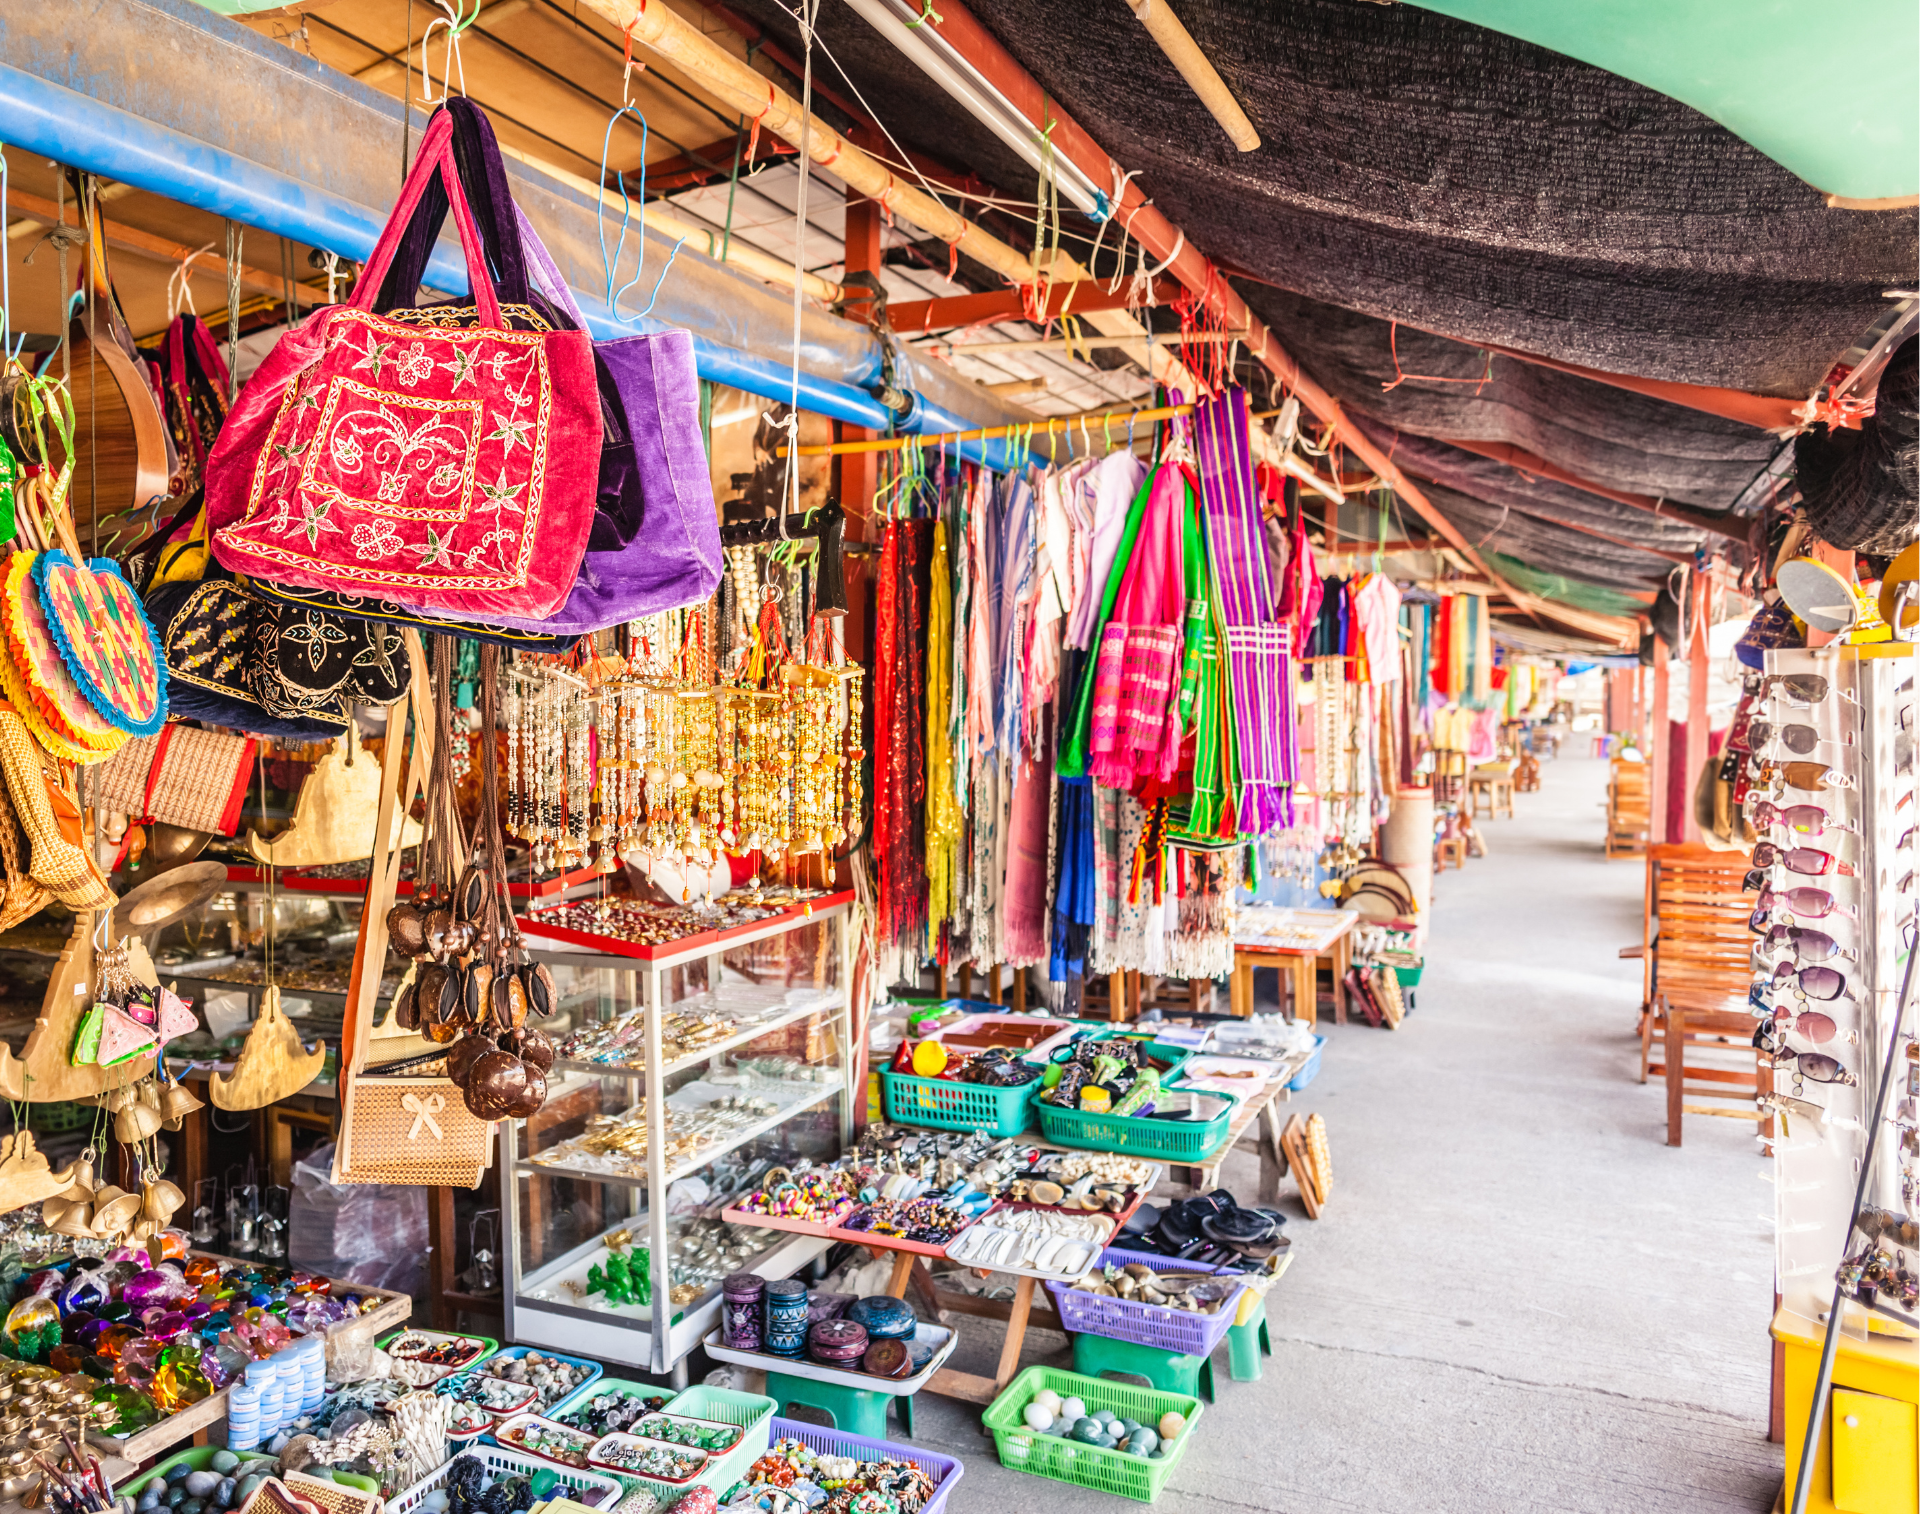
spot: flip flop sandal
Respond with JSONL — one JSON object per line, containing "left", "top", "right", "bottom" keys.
{"left": 1120, "top": 1203, "right": 1160, "bottom": 1239}
{"left": 1202, "top": 1210, "right": 1276, "bottom": 1245}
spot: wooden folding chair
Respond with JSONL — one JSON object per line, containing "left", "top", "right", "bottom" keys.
{"left": 1638, "top": 844, "right": 1769, "bottom": 1145}
{"left": 1605, "top": 758, "right": 1650, "bottom": 859}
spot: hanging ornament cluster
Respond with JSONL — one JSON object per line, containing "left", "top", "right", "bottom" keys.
{"left": 504, "top": 607, "right": 864, "bottom": 894}
{"left": 386, "top": 640, "right": 556, "bottom": 1120}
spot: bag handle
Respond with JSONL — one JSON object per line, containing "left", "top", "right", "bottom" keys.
{"left": 337, "top": 630, "right": 435, "bottom": 1101}
{"left": 373, "top": 100, "right": 535, "bottom": 317}
{"left": 352, "top": 114, "right": 504, "bottom": 330}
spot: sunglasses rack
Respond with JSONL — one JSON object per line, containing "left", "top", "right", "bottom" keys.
{"left": 1757, "top": 645, "right": 1916, "bottom": 1338}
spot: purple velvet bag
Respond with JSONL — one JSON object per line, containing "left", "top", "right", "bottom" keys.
{"left": 385, "top": 101, "right": 721, "bottom": 636}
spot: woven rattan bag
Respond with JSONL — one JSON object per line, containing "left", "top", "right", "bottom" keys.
{"left": 331, "top": 632, "right": 490, "bottom": 1188}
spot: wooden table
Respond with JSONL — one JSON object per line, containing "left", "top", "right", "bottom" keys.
{"left": 1229, "top": 908, "right": 1361, "bottom": 1023}
{"left": 85, "top": 1260, "right": 411, "bottom": 1464}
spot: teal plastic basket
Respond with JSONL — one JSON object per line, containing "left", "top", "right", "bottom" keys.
{"left": 983, "top": 1366, "right": 1202, "bottom": 1503}
{"left": 1032, "top": 1083, "right": 1235, "bottom": 1161}
{"left": 661, "top": 1383, "right": 778, "bottom": 1494}
{"left": 881, "top": 1068, "right": 1036, "bottom": 1137}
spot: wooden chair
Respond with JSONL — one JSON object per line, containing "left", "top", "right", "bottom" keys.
{"left": 1431, "top": 749, "right": 1467, "bottom": 807}
{"left": 1638, "top": 844, "right": 1769, "bottom": 1146}
{"left": 1605, "top": 758, "right": 1651, "bottom": 859}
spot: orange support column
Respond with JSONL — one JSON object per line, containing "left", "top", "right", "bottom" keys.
{"left": 1684, "top": 574, "right": 1710, "bottom": 844}
{"left": 1649, "top": 635, "right": 1670, "bottom": 845}
{"left": 836, "top": 136, "right": 885, "bottom": 545}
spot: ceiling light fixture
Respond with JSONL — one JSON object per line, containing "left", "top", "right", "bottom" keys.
{"left": 840, "top": 0, "right": 1108, "bottom": 215}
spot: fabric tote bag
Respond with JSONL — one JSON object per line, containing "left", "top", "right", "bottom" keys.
{"left": 368, "top": 99, "right": 721, "bottom": 632}
{"left": 204, "top": 109, "right": 600, "bottom": 621}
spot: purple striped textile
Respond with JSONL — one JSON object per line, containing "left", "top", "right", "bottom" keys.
{"left": 1196, "top": 388, "right": 1296, "bottom": 833}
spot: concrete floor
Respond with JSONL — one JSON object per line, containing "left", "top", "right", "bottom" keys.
{"left": 902, "top": 752, "right": 1785, "bottom": 1512}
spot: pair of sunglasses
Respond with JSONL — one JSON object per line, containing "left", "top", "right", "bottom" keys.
{"left": 1754, "top": 961, "right": 1854, "bottom": 1001}
{"left": 1748, "top": 758, "right": 1856, "bottom": 793}
{"left": 1749, "top": 885, "right": 1856, "bottom": 932}
{"left": 1752, "top": 1009, "right": 1839, "bottom": 1052}
{"left": 1747, "top": 800, "right": 1854, "bottom": 838}
{"left": 1759, "top": 672, "right": 1860, "bottom": 709}
{"left": 1771, "top": 1045, "right": 1857, "bottom": 1086}
{"left": 1747, "top": 719, "right": 1850, "bottom": 757}
{"left": 1750, "top": 841, "right": 1855, "bottom": 877}
{"left": 1758, "top": 924, "right": 1853, "bottom": 964}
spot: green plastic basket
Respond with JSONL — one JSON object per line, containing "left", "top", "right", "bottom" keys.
{"left": 376, "top": 1327, "right": 500, "bottom": 1377}
{"left": 983, "top": 1366, "right": 1202, "bottom": 1503}
{"left": 1031, "top": 1056, "right": 1232, "bottom": 1161}
{"left": 1393, "top": 963, "right": 1424, "bottom": 988}
{"left": 118, "top": 1447, "right": 277, "bottom": 1501}
{"left": 27, "top": 1101, "right": 95, "bottom": 1137}
{"left": 662, "top": 1383, "right": 778, "bottom": 1493}
{"left": 881, "top": 1068, "right": 1036, "bottom": 1137}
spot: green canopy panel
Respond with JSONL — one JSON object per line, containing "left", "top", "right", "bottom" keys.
{"left": 1485, "top": 553, "right": 1654, "bottom": 620}
{"left": 1406, "top": 0, "right": 1919, "bottom": 202}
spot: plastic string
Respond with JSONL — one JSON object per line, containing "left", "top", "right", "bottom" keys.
{"left": 417, "top": 0, "right": 478, "bottom": 105}
{"left": 595, "top": 103, "right": 660, "bottom": 321}
{"left": 779, "top": 0, "right": 822, "bottom": 545}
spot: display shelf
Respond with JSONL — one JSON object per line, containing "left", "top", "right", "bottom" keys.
{"left": 548, "top": 991, "right": 843, "bottom": 1086}
{"left": 504, "top": 901, "right": 854, "bottom": 1377}
{"left": 520, "top": 1078, "right": 845, "bottom": 1190}
{"left": 223, "top": 864, "right": 601, "bottom": 899}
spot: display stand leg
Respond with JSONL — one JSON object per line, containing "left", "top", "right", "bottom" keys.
{"left": 1011, "top": 968, "right": 1026, "bottom": 1014}
{"left": 988, "top": 964, "right": 1002, "bottom": 1004}
{"left": 995, "top": 1275, "right": 1035, "bottom": 1388}
{"left": 957, "top": 963, "right": 972, "bottom": 998}
{"left": 884, "top": 1250, "right": 915, "bottom": 1299}
{"left": 1293, "top": 958, "right": 1315, "bottom": 1025}
{"left": 429, "top": 1186, "right": 457, "bottom": 1330}
{"left": 1111, "top": 971, "right": 1130, "bottom": 1022}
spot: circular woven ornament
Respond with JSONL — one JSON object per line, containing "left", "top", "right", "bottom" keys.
{"left": 31, "top": 550, "right": 167, "bottom": 736}
{"left": 0, "top": 552, "right": 126, "bottom": 760}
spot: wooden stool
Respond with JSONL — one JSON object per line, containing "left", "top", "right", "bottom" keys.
{"left": 765, "top": 1370, "right": 914, "bottom": 1437}
{"left": 1071, "top": 1332, "right": 1216, "bottom": 1404}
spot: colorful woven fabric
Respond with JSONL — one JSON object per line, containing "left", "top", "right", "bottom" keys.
{"left": 0, "top": 552, "right": 129, "bottom": 760}
{"left": 32, "top": 551, "right": 168, "bottom": 736}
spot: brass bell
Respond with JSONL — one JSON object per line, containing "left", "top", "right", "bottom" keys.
{"left": 159, "top": 1082, "right": 204, "bottom": 1129}
{"left": 114, "top": 1100, "right": 163, "bottom": 1145}
{"left": 142, "top": 1177, "right": 185, "bottom": 1223}
{"left": 48, "top": 1200, "right": 96, "bottom": 1239}
{"left": 87, "top": 1186, "right": 142, "bottom": 1239}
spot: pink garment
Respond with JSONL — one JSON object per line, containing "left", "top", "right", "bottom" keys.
{"left": 1069, "top": 451, "right": 1147, "bottom": 648}
{"left": 1276, "top": 501, "right": 1322, "bottom": 643}
{"left": 1089, "top": 462, "right": 1186, "bottom": 788}
{"left": 1351, "top": 573, "right": 1403, "bottom": 683}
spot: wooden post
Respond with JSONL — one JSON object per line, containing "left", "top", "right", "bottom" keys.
{"left": 428, "top": 1185, "right": 457, "bottom": 1330}
{"left": 1649, "top": 635, "right": 1670, "bottom": 845}
{"left": 1684, "top": 574, "right": 1710, "bottom": 844}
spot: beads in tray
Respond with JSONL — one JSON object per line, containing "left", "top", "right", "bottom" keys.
{"left": 434, "top": 1372, "right": 537, "bottom": 1416}
{"left": 635, "top": 1415, "right": 740, "bottom": 1453}
{"left": 555, "top": 1389, "right": 670, "bottom": 1436}
{"left": 591, "top": 1438, "right": 705, "bottom": 1481}
{"left": 497, "top": 1417, "right": 594, "bottom": 1468}
{"left": 480, "top": 1352, "right": 596, "bottom": 1408}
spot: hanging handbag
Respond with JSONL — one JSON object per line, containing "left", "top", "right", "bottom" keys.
{"left": 371, "top": 100, "right": 720, "bottom": 633}
{"left": 0, "top": 706, "right": 114, "bottom": 910}
{"left": 333, "top": 632, "right": 493, "bottom": 1188}
{"left": 93, "top": 724, "right": 257, "bottom": 836}
{"left": 205, "top": 109, "right": 600, "bottom": 621}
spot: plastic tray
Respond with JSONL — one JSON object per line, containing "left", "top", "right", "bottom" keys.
{"left": 941, "top": 1206, "right": 1110, "bottom": 1282}
{"left": 1287, "top": 1035, "right": 1328, "bottom": 1092}
{"left": 1032, "top": 1083, "right": 1237, "bottom": 1162}
{"left": 587, "top": 1431, "right": 711, "bottom": 1485}
{"left": 119, "top": 1448, "right": 277, "bottom": 1500}
{"left": 1045, "top": 1247, "right": 1250, "bottom": 1356}
{"left": 492, "top": 1413, "right": 598, "bottom": 1469}
{"left": 881, "top": 1067, "right": 1037, "bottom": 1137}
{"left": 433, "top": 1370, "right": 541, "bottom": 1424}
{"left": 662, "top": 1383, "right": 778, "bottom": 1494}
{"left": 932, "top": 1013, "right": 1078, "bottom": 1059}
{"left": 982, "top": 1366, "right": 1202, "bottom": 1503}
{"left": 386, "top": 1443, "right": 623, "bottom": 1514}
{"left": 378, "top": 1328, "right": 499, "bottom": 1378}
{"left": 762, "top": 1417, "right": 965, "bottom": 1514}
{"left": 547, "top": 1377, "right": 674, "bottom": 1435}
{"left": 702, "top": 1320, "right": 958, "bottom": 1395}
{"left": 476, "top": 1344, "right": 603, "bottom": 1411}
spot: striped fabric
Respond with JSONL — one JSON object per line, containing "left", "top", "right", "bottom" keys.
{"left": 1194, "top": 387, "right": 1297, "bottom": 834}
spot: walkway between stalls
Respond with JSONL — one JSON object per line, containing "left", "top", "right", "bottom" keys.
{"left": 902, "top": 752, "right": 1783, "bottom": 1512}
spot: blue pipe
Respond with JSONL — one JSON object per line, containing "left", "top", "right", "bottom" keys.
{"left": 0, "top": 60, "right": 1027, "bottom": 470}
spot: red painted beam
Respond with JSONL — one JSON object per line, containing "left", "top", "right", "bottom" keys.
{"left": 1475, "top": 341, "right": 1804, "bottom": 433}
{"left": 888, "top": 278, "right": 1173, "bottom": 334}
{"left": 1439, "top": 438, "right": 1743, "bottom": 541}
{"left": 630, "top": 133, "right": 795, "bottom": 196}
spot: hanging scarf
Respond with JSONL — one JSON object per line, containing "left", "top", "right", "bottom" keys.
{"left": 1060, "top": 466, "right": 1155, "bottom": 777}
{"left": 1193, "top": 387, "right": 1295, "bottom": 836}
{"left": 1089, "top": 459, "right": 1187, "bottom": 788}
{"left": 925, "top": 519, "right": 960, "bottom": 941}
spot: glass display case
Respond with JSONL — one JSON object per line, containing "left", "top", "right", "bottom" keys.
{"left": 502, "top": 894, "right": 853, "bottom": 1378}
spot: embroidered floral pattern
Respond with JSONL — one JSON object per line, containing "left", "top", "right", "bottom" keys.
{"left": 394, "top": 344, "right": 435, "bottom": 387}
{"left": 351, "top": 519, "right": 403, "bottom": 560}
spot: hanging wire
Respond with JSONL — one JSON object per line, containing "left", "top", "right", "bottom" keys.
{"left": 778, "top": 0, "right": 822, "bottom": 545}
{"left": 417, "top": 0, "right": 479, "bottom": 104}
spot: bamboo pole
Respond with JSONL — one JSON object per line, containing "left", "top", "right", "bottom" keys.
{"left": 573, "top": 0, "right": 1039, "bottom": 289}
{"left": 928, "top": 328, "right": 1249, "bottom": 354}
{"left": 1124, "top": 0, "right": 1261, "bottom": 151}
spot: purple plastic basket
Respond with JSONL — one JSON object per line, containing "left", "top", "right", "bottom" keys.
{"left": 763, "top": 1416, "right": 965, "bottom": 1514}
{"left": 1045, "top": 1247, "right": 1251, "bottom": 1357}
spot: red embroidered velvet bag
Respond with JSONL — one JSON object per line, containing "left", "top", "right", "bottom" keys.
{"left": 204, "top": 113, "right": 599, "bottom": 620}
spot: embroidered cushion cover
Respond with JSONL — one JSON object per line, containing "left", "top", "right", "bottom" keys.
{"left": 204, "top": 112, "right": 599, "bottom": 621}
